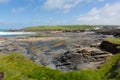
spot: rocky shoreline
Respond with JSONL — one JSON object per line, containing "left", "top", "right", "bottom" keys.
{"left": 0, "top": 29, "right": 118, "bottom": 71}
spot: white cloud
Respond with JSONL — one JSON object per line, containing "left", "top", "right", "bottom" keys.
{"left": 77, "top": 2, "right": 120, "bottom": 25}
{"left": 0, "top": 0, "right": 10, "bottom": 3}
{"left": 12, "top": 7, "right": 27, "bottom": 13}
{"left": 43, "top": 0, "right": 96, "bottom": 12}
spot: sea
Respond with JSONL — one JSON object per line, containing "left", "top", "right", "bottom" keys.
{"left": 0, "top": 30, "right": 35, "bottom": 37}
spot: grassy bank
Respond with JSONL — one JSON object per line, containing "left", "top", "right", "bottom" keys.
{"left": 0, "top": 53, "right": 120, "bottom": 80}
{"left": 24, "top": 25, "right": 95, "bottom": 31}
{"left": 99, "top": 54, "right": 120, "bottom": 80}
{"left": 105, "top": 38, "right": 120, "bottom": 45}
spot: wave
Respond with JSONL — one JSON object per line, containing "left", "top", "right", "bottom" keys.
{"left": 0, "top": 32, "right": 35, "bottom": 36}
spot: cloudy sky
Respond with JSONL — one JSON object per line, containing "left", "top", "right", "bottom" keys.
{"left": 0, "top": 0, "right": 120, "bottom": 29}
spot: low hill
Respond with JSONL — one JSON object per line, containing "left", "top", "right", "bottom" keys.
{"left": 24, "top": 25, "right": 95, "bottom": 31}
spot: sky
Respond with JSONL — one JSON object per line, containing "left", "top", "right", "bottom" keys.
{"left": 0, "top": 0, "right": 120, "bottom": 29}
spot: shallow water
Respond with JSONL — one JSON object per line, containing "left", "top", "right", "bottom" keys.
{"left": 51, "top": 45, "right": 67, "bottom": 50}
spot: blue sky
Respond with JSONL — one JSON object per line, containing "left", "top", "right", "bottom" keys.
{"left": 0, "top": 0, "right": 120, "bottom": 29}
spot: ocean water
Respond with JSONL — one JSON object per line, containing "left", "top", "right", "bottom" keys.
{"left": 0, "top": 30, "right": 35, "bottom": 37}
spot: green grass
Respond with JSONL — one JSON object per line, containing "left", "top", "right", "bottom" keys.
{"left": 0, "top": 53, "right": 61, "bottom": 80}
{"left": 0, "top": 53, "right": 120, "bottom": 80}
{"left": 105, "top": 38, "right": 120, "bottom": 45}
{"left": 24, "top": 25, "right": 95, "bottom": 31}
{"left": 98, "top": 54, "right": 120, "bottom": 80}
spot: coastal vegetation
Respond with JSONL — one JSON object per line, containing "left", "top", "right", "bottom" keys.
{"left": 105, "top": 38, "right": 120, "bottom": 45}
{"left": 0, "top": 53, "right": 120, "bottom": 80}
{"left": 24, "top": 25, "right": 95, "bottom": 31}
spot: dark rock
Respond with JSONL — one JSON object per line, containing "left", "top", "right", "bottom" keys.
{"left": 94, "top": 29, "right": 120, "bottom": 37}
{"left": 100, "top": 41, "right": 120, "bottom": 54}
{"left": 0, "top": 72, "right": 4, "bottom": 80}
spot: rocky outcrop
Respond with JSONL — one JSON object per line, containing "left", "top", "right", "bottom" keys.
{"left": 53, "top": 47, "right": 112, "bottom": 71}
{"left": 100, "top": 41, "right": 120, "bottom": 54}
{"left": 94, "top": 29, "right": 120, "bottom": 37}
